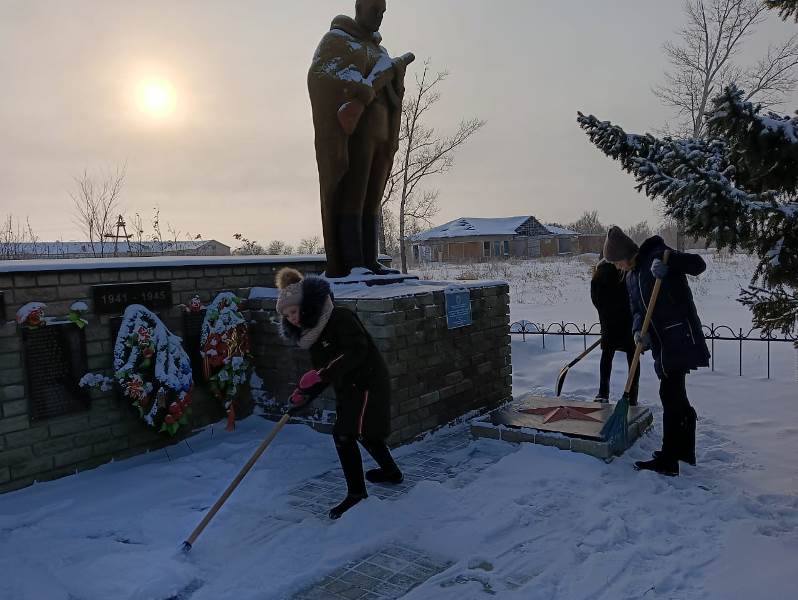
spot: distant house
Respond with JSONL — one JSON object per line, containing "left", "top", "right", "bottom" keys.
{"left": 1, "top": 240, "right": 231, "bottom": 260}
{"left": 406, "top": 216, "right": 580, "bottom": 265}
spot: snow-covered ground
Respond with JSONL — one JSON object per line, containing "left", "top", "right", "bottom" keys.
{"left": 1, "top": 254, "right": 796, "bottom": 600}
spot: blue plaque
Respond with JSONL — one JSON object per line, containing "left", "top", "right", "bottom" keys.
{"left": 445, "top": 288, "right": 472, "bottom": 329}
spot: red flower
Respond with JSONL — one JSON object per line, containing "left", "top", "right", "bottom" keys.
{"left": 27, "top": 308, "right": 44, "bottom": 327}
{"left": 136, "top": 326, "right": 152, "bottom": 345}
{"left": 125, "top": 377, "right": 147, "bottom": 402}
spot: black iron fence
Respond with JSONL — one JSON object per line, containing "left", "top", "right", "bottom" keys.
{"left": 510, "top": 321, "right": 797, "bottom": 380}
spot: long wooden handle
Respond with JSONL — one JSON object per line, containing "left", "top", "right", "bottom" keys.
{"left": 184, "top": 412, "right": 291, "bottom": 548}
{"left": 623, "top": 250, "right": 670, "bottom": 395}
{"left": 566, "top": 338, "right": 602, "bottom": 368}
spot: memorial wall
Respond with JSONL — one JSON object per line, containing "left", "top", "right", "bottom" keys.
{"left": 0, "top": 256, "right": 511, "bottom": 493}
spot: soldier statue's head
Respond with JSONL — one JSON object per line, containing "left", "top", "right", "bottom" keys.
{"left": 355, "top": 0, "right": 386, "bottom": 33}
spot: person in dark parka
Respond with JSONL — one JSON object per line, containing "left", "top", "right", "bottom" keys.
{"left": 590, "top": 258, "right": 639, "bottom": 405}
{"left": 277, "top": 267, "right": 402, "bottom": 519}
{"left": 604, "top": 227, "right": 710, "bottom": 476}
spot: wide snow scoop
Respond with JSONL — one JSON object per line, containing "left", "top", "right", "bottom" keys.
{"left": 555, "top": 338, "right": 602, "bottom": 396}
{"left": 182, "top": 412, "right": 291, "bottom": 552}
{"left": 600, "top": 250, "right": 670, "bottom": 454}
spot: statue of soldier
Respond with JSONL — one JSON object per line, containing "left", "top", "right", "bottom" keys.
{"left": 308, "top": 0, "right": 414, "bottom": 278}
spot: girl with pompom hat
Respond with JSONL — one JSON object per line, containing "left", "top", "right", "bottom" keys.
{"left": 276, "top": 267, "right": 403, "bottom": 519}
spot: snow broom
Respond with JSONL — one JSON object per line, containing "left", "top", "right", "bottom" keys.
{"left": 182, "top": 412, "right": 291, "bottom": 552}
{"left": 600, "top": 250, "right": 669, "bottom": 454}
{"left": 555, "top": 338, "right": 602, "bottom": 396}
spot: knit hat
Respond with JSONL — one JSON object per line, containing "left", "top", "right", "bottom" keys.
{"left": 603, "top": 226, "right": 639, "bottom": 262}
{"left": 276, "top": 268, "right": 304, "bottom": 314}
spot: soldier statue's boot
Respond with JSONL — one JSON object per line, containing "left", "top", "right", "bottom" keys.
{"left": 363, "top": 214, "right": 399, "bottom": 275}
{"left": 335, "top": 214, "right": 369, "bottom": 277}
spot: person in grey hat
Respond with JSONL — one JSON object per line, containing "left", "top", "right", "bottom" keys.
{"left": 604, "top": 227, "right": 710, "bottom": 476}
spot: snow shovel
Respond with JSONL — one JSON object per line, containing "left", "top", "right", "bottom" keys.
{"left": 600, "top": 250, "right": 670, "bottom": 454}
{"left": 182, "top": 412, "right": 291, "bottom": 552}
{"left": 555, "top": 338, "right": 602, "bottom": 396}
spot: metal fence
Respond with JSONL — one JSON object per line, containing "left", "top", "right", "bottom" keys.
{"left": 509, "top": 321, "right": 797, "bottom": 380}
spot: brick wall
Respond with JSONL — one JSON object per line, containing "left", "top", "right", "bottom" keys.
{"left": 0, "top": 257, "right": 511, "bottom": 493}
{"left": 0, "top": 257, "right": 325, "bottom": 493}
{"left": 250, "top": 283, "right": 512, "bottom": 445}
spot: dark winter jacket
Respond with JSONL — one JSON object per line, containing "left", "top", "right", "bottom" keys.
{"left": 591, "top": 260, "right": 635, "bottom": 352}
{"left": 280, "top": 277, "right": 391, "bottom": 439}
{"left": 626, "top": 236, "right": 710, "bottom": 379}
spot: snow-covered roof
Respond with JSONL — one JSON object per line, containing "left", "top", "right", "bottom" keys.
{"left": 410, "top": 217, "right": 580, "bottom": 241}
{"left": 0, "top": 254, "right": 327, "bottom": 273}
{"left": 20, "top": 240, "right": 227, "bottom": 254}
{"left": 411, "top": 217, "right": 532, "bottom": 241}
{"left": 544, "top": 225, "right": 579, "bottom": 236}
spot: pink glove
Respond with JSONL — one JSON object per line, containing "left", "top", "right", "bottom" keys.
{"left": 289, "top": 388, "right": 306, "bottom": 407}
{"left": 299, "top": 370, "right": 323, "bottom": 390}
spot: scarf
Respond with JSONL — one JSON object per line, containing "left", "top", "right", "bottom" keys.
{"left": 298, "top": 296, "right": 334, "bottom": 350}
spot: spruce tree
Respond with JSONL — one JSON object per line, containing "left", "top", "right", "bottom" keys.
{"left": 765, "top": 0, "right": 798, "bottom": 22}
{"left": 576, "top": 0, "right": 798, "bottom": 341}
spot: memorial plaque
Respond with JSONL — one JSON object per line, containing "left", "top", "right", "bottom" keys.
{"left": 445, "top": 288, "right": 472, "bottom": 329}
{"left": 92, "top": 281, "right": 173, "bottom": 315}
{"left": 23, "top": 323, "right": 90, "bottom": 421}
{"left": 0, "top": 291, "right": 5, "bottom": 322}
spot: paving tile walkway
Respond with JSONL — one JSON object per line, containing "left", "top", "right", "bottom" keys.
{"left": 285, "top": 427, "right": 488, "bottom": 516}
{"left": 292, "top": 543, "right": 453, "bottom": 600}
{"left": 284, "top": 426, "right": 515, "bottom": 599}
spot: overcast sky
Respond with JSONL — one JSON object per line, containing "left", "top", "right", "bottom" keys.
{"left": 1, "top": 1, "right": 795, "bottom": 247}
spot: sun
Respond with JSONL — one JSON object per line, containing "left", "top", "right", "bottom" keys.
{"left": 137, "top": 80, "right": 176, "bottom": 119}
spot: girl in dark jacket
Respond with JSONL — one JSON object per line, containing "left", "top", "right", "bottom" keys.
{"left": 604, "top": 227, "right": 710, "bottom": 476}
{"left": 276, "top": 267, "right": 403, "bottom": 519}
{"left": 590, "top": 258, "right": 639, "bottom": 405}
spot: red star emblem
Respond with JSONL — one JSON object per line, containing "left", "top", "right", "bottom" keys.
{"left": 519, "top": 405, "right": 603, "bottom": 424}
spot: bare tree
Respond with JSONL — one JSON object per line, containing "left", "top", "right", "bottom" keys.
{"left": 129, "top": 213, "right": 146, "bottom": 256}
{"left": 655, "top": 0, "right": 798, "bottom": 138}
{"left": 0, "top": 215, "right": 39, "bottom": 260}
{"left": 383, "top": 60, "right": 486, "bottom": 273}
{"left": 626, "top": 220, "right": 654, "bottom": 245}
{"left": 232, "top": 233, "right": 266, "bottom": 255}
{"left": 266, "top": 240, "right": 294, "bottom": 255}
{"left": 765, "top": 0, "right": 798, "bottom": 22}
{"left": 297, "top": 236, "right": 322, "bottom": 255}
{"left": 568, "top": 210, "right": 607, "bottom": 234}
{"left": 380, "top": 207, "right": 401, "bottom": 258}
{"left": 70, "top": 166, "right": 126, "bottom": 257}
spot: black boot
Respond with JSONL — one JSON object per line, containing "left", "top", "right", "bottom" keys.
{"left": 652, "top": 407, "right": 697, "bottom": 465}
{"left": 681, "top": 406, "right": 697, "bottom": 465}
{"left": 329, "top": 494, "right": 366, "bottom": 520}
{"left": 634, "top": 455, "right": 679, "bottom": 476}
{"left": 362, "top": 214, "right": 399, "bottom": 275}
{"left": 366, "top": 468, "right": 404, "bottom": 484}
{"left": 360, "top": 438, "right": 403, "bottom": 484}
{"left": 332, "top": 434, "right": 368, "bottom": 519}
